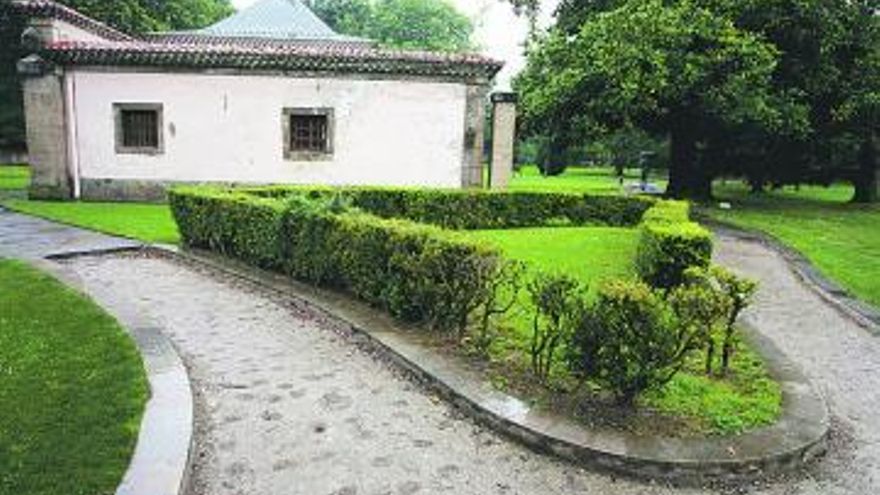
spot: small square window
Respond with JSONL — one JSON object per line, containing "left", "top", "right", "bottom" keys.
{"left": 283, "top": 108, "right": 334, "bottom": 160}
{"left": 114, "top": 103, "right": 163, "bottom": 155}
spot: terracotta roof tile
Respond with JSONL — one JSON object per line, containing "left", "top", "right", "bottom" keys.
{"left": 42, "top": 40, "right": 504, "bottom": 80}
{"left": 11, "top": 0, "right": 502, "bottom": 81}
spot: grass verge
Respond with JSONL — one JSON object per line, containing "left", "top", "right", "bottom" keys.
{"left": 3, "top": 199, "right": 179, "bottom": 244}
{"left": 1, "top": 166, "right": 178, "bottom": 244}
{"left": 0, "top": 259, "right": 148, "bottom": 495}
{"left": 708, "top": 182, "right": 880, "bottom": 308}
{"left": 0, "top": 166, "right": 29, "bottom": 191}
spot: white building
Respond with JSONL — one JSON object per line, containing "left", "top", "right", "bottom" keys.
{"left": 12, "top": 0, "right": 513, "bottom": 200}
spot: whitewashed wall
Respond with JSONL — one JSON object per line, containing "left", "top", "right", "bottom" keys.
{"left": 69, "top": 70, "right": 468, "bottom": 187}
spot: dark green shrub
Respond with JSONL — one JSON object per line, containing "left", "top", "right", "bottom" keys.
{"left": 278, "top": 200, "right": 504, "bottom": 334}
{"left": 471, "top": 260, "right": 526, "bottom": 356}
{"left": 238, "top": 186, "right": 654, "bottom": 229}
{"left": 669, "top": 268, "right": 732, "bottom": 375}
{"left": 675, "top": 266, "right": 758, "bottom": 375}
{"left": 171, "top": 186, "right": 505, "bottom": 336}
{"left": 528, "top": 274, "right": 586, "bottom": 382}
{"left": 570, "top": 280, "right": 703, "bottom": 405}
{"left": 716, "top": 267, "right": 758, "bottom": 375}
{"left": 169, "top": 187, "right": 286, "bottom": 269}
{"left": 635, "top": 201, "right": 712, "bottom": 289}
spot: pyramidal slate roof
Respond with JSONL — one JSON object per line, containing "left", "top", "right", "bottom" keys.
{"left": 10, "top": 0, "right": 502, "bottom": 81}
{"left": 195, "top": 0, "right": 357, "bottom": 42}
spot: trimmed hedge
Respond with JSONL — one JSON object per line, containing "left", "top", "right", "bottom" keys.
{"left": 169, "top": 187, "right": 502, "bottom": 332}
{"left": 170, "top": 187, "right": 286, "bottom": 269}
{"left": 238, "top": 186, "right": 654, "bottom": 229}
{"left": 635, "top": 201, "right": 713, "bottom": 289}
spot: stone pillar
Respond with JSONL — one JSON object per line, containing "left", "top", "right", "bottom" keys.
{"left": 461, "top": 84, "right": 488, "bottom": 188}
{"left": 489, "top": 92, "right": 517, "bottom": 190}
{"left": 18, "top": 19, "right": 73, "bottom": 200}
{"left": 19, "top": 56, "right": 71, "bottom": 199}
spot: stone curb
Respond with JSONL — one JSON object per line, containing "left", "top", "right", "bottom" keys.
{"left": 700, "top": 216, "right": 880, "bottom": 334}
{"left": 151, "top": 245, "right": 830, "bottom": 487}
{"left": 35, "top": 256, "right": 195, "bottom": 495}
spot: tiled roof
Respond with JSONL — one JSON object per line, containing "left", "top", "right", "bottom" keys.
{"left": 10, "top": 0, "right": 502, "bottom": 81}
{"left": 142, "top": 33, "right": 374, "bottom": 50}
{"left": 42, "top": 40, "right": 504, "bottom": 80}
{"left": 8, "top": 0, "right": 134, "bottom": 41}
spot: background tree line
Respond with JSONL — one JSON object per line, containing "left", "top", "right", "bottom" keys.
{"left": 510, "top": 0, "right": 880, "bottom": 202}
{"left": 306, "top": 0, "right": 473, "bottom": 52}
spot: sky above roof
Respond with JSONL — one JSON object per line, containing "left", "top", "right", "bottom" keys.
{"left": 230, "top": 0, "right": 560, "bottom": 90}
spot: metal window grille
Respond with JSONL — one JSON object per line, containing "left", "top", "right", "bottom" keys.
{"left": 289, "top": 114, "right": 328, "bottom": 152}
{"left": 121, "top": 109, "right": 159, "bottom": 149}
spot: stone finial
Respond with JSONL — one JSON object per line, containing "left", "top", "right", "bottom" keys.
{"left": 20, "top": 26, "right": 45, "bottom": 52}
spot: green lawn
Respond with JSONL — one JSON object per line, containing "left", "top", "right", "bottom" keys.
{"left": 509, "top": 165, "right": 666, "bottom": 195}
{"left": 0, "top": 259, "right": 148, "bottom": 495}
{"left": 464, "top": 226, "right": 640, "bottom": 287}
{"left": 0, "top": 165, "right": 29, "bottom": 190}
{"left": 0, "top": 165, "right": 178, "bottom": 244}
{"left": 4, "top": 199, "right": 179, "bottom": 244}
{"left": 708, "top": 182, "right": 880, "bottom": 308}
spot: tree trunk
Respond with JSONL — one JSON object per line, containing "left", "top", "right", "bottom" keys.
{"left": 666, "top": 125, "right": 712, "bottom": 201}
{"left": 705, "top": 339, "right": 715, "bottom": 376}
{"left": 853, "top": 133, "right": 879, "bottom": 203}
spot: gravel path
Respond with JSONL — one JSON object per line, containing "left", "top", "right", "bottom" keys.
{"left": 60, "top": 238, "right": 880, "bottom": 495}
{"left": 713, "top": 232, "right": 880, "bottom": 495}
{"left": 66, "top": 253, "right": 692, "bottom": 495}
{"left": 0, "top": 208, "right": 138, "bottom": 259}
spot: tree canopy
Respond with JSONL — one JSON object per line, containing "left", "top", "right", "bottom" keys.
{"left": 512, "top": 0, "right": 880, "bottom": 201}
{"left": 308, "top": 0, "right": 474, "bottom": 52}
{"left": 516, "top": 0, "right": 786, "bottom": 199}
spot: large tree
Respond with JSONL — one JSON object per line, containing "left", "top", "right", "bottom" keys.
{"left": 844, "top": 8, "right": 880, "bottom": 203}
{"left": 513, "top": 0, "right": 880, "bottom": 201}
{"left": 515, "top": 0, "right": 786, "bottom": 199}
{"left": 306, "top": 0, "right": 373, "bottom": 34}
{"left": 308, "top": 0, "right": 474, "bottom": 52}
{"left": 0, "top": 0, "right": 234, "bottom": 152}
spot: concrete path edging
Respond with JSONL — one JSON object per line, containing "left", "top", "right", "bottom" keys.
{"left": 154, "top": 245, "right": 830, "bottom": 486}
{"left": 702, "top": 217, "right": 880, "bottom": 333}
{"left": 35, "top": 256, "right": 195, "bottom": 495}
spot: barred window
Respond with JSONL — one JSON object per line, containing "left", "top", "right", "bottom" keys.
{"left": 283, "top": 108, "right": 334, "bottom": 160}
{"left": 114, "top": 103, "right": 163, "bottom": 155}
{"left": 290, "top": 114, "right": 328, "bottom": 152}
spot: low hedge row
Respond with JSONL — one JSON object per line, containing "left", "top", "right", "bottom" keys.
{"left": 169, "top": 187, "right": 502, "bottom": 331}
{"left": 238, "top": 186, "right": 654, "bottom": 229}
{"left": 635, "top": 201, "right": 713, "bottom": 289}
{"left": 170, "top": 188, "right": 286, "bottom": 269}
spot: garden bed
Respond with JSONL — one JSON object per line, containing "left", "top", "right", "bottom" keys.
{"left": 168, "top": 185, "right": 781, "bottom": 439}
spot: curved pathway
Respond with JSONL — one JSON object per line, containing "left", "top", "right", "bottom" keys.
{"left": 2, "top": 209, "right": 879, "bottom": 494}
{"left": 66, "top": 253, "right": 686, "bottom": 495}
{"left": 712, "top": 231, "right": 880, "bottom": 495}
